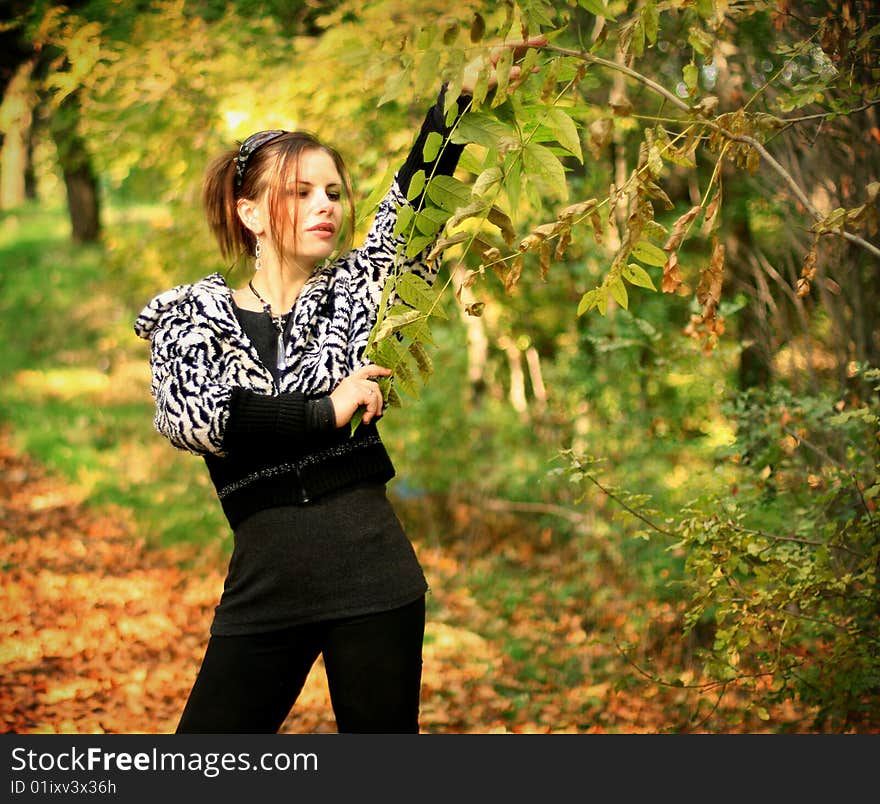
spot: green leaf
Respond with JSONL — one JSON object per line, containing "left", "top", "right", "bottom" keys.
{"left": 374, "top": 335, "right": 408, "bottom": 372}
{"left": 372, "top": 308, "right": 423, "bottom": 342}
{"left": 394, "top": 203, "right": 414, "bottom": 238}
{"left": 522, "top": 142, "right": 568, "bottom": 200}
{"left": 472, "top": 166, "right": 503, "bottom": 197}
{"left": 404, "top": 233, "right": 436, "bottom": 258}
{"left": 451, "top": 112, "right": 519, "bottom": 152}
{"left": 408, "top": 341, "right": 433, "bottom": 381}
{"left": 385, "top": 382, "right": 402, "bottom": 408}
{"left": 406, "top": 170, "right": 426, "bottom": 202}
{"left": 471, "top": 61, "right": 492, "bottom": 108}
{"left": 391, "top": 353, "right": 420, "bottom": 399}
{"left": 609, "top": 277, "right": 629, "bottom": 309}
{"left": 642, "top": 0, "right": 659, "bottom": 44}
{"left": 414, "top": 206, "right": 448, "bottom": 236}
{"left": 504, "top": 154, "right": 522, "bottom": 210}
{"left": 401, "top": 314, "right": 436, "bottom": 346}
{"left": 545, "top": 108, "right": 583, "bottom": 162}
{"left": 426, "top": 174, "right": 473, "bottom": 212}
{"left": 578, "top": 0, "right": 616, "bottom": 19}
{"left": 622, "top": 263, "right": 657, "bottom": 291}
{"left": 356, "top": 164, "right": 397, "bottom": 227}
{"left": 577, "top": 288, "right": 599, "bottom": 316}
{"left": 396, "top": 272, "right": 447, "bottom": 318}
{"left": 378, "top": 68, "right": 409, "bottom": 106}
{"left": 683, "top": 62, "right": 699, "bottom": 95}
{"left": 631, "top": 239, "right": 667, "bottom": 266}
{"left": 422, "top": 131, "right": 443, "bottom": 162}
{"left": 414, "top": 53, "right": 438, "bottom": 97}
{"left": 491, "top": 47, "right": 515, "bottom": 106}
{"left": 688, "top": 26, "right": 714, "bottom": 58}
{"left": 364, "top": 268, "right": 397, "bottom": 354}
{"left": 379, "top": 305, "right": 436, "bottom": 347}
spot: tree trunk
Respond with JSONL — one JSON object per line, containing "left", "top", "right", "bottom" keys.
{"left": 729, "top": 217, "right": 774, "bottom": 391}
{"left": 49, "top": 91, "right": 100, "bottom": 243}
{"left": 524, "top": 347, "right": 547, "bottom": 414}
{"left": 499, "top": 335, "right": 528, "bottom": 418}
{"left": 453, "top": 264, "right": 490, "bottom": 406}
{"left": 0, "top": 58, "right": 36, "bottom": 209}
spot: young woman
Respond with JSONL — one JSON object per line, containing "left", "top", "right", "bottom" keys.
{"left": 134, "top": 43, "right": 541, "bottom": 734}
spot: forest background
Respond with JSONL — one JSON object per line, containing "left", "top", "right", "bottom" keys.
{"left": 0, "top": 0, "right": 877, "bottom": 734}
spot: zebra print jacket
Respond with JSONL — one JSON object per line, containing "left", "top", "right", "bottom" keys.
{"left": 134, "top": 179, "right": 435, "bottom": 453}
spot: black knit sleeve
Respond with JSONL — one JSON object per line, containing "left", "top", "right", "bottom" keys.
{"left": 222, "top": 388, "right": 336, "bottom": 451}
{"left": 397, "top": 84, "right": 472, "bottom": 201}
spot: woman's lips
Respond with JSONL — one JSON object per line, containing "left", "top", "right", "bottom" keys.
{"left": 307, "top": 223, "right": 336, "bottom": 239}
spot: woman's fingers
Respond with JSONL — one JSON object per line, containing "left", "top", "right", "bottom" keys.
{"left": 463, "top": 35, "right": 546, "bottom": 94}
{"left": 355, "top": 364, "right": 390, "bottom": 424}
{"left": 361, "top": 378, "right": 384, "bottom": 424}
{"left": 493, "top": 34, "right": 548, "bottom": 65}
{"left": 355, "top": 363, "right": 392, "bottom": 380}
{"left": 329, "top": 364, "right": 391, "bottom": 427}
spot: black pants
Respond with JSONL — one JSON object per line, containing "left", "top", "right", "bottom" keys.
{"left": 176, "top": 596, "right": 425, "bottom": 734}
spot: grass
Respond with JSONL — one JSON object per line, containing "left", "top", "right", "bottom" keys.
{"left": 0, "top": 204, "right": 228, "bottom": 551}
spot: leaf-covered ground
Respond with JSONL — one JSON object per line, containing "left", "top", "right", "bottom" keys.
{"left": 0, "top": 432, "right": 814, "bottom": 734}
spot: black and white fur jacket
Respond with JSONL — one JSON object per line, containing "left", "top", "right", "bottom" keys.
{"left": 134, "top": 179, "right": 434, "bottom": 455}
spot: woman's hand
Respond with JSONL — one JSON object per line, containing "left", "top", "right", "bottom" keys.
{"left": 329, "top": 364, "right": 392, "bottom": 427}
{"left": 461, "top": 34, "right": 547, "bottom": 96}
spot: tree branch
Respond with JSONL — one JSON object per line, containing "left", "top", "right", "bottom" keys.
{"left": 546, "top": 45, "right": 880, "bottom": 261}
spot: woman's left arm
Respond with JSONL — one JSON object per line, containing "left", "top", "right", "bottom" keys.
{"left": 353, "top": 84, "right": 470, "bottom": 315}
{"left": 354, "top": 36, "right": 547, "bottom": 313}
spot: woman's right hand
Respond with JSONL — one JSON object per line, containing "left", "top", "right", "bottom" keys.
{"left": 329, "top": 364, "right": 392, "bottom": 427}
{"left": 461, "top": 34, "right": 547, "bottom": 95}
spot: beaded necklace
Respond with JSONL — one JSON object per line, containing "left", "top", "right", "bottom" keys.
{"left": 248, "top": 280, "right": 290, "bottom": 372}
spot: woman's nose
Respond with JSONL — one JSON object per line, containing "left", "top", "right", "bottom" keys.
{"left": 314, "top": 191, "right": 332, "bottom": 212}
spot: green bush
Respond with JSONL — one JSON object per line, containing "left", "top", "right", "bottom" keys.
{"left": 678, "top": 371, "right": 879, "bottom": 730}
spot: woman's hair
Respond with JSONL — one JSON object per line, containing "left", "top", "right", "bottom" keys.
{"left": 202, "top": 131, "right": 355, "bottom": 268}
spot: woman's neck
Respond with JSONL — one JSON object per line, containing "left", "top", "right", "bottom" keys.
{"left": 249, "top": 257, "right": 316, "bottom": 313}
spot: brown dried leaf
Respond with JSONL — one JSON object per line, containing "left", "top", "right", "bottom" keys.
{"left": 588, "top": 119, "right": 614, "bottom": 159}
{"left": 664, "top": 205, "right": 703, "bottom": 252}
{"left": 539, "top": 241, "right": 551, "bottom": 281}
{"left": 662, "top": 251, "right": 683, "bottom": 294}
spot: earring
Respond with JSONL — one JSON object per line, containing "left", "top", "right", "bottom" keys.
{"left": 254, "top": 238, "right": 262, "bottom": 271}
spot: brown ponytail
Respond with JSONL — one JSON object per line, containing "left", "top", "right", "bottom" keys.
{"left": 201, "top": 149, "right": 251, "bottom": 264}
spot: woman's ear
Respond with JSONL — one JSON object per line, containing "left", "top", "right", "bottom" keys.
{"left": 236, "top": 197, "right": 264, "bottom": 235}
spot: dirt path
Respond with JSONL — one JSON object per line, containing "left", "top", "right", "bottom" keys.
{"left": 0, "top": 434, "right": 505, "bottom": 734}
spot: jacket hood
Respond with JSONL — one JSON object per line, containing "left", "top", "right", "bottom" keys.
{"left": 133, "top": 272, "right": 231, "bottom": 340}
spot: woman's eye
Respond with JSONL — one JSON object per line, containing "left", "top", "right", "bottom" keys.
{"left": 328, "top": 191, "right": 341, "bottom": 201}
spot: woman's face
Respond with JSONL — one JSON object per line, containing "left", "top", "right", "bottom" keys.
{"left": 274, "top": 147, "right": 344, "bottom": 271}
